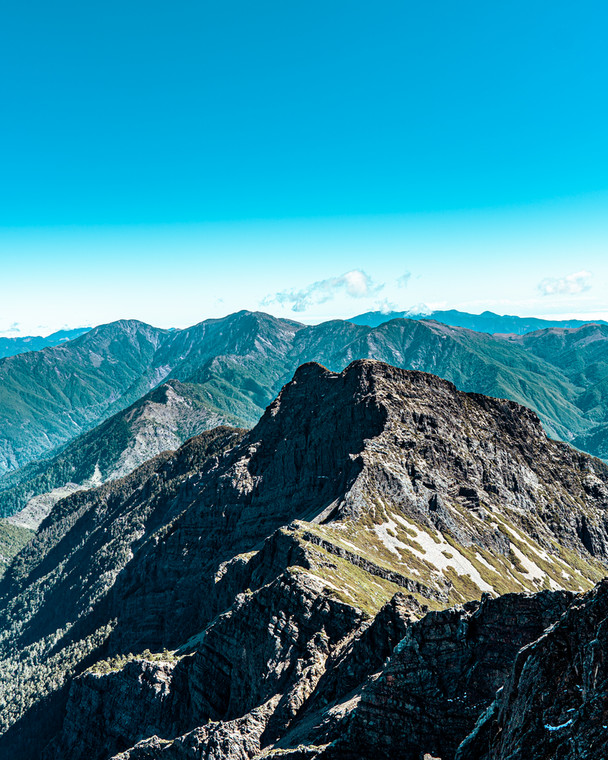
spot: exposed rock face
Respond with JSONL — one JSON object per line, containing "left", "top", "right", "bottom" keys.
{"left": 51, "top": 659, "right": 184, "bottom": 759}
{"left": 322, "top": 590, "right": 574, "bottom": 760}
{"left": 456, "top": 579, "right": 608, "bottom": 760}
{"left": 48, "top": 589, "right": 578, "bottom": 760}
{"left": 45, "top": 588, "right": 427, "bottom": 760}
{"left": 47, "top": 571, "right": 365, "bottom": 760}
{"left": 111, "top": 702, "right": 277, "bottom": 760}
{"left": 184, "top": 572, "right": 364, "bottom": 729}
{"left": 2, "top": 360, "right": 608, "bottom": 759}
{"left": 295, "top": 592, "right": 427, "bottom": 724}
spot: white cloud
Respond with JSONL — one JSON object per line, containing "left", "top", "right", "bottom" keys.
{"left": 376, "top": 298, "right": 398, "bottom": 314}
{"left": 262, "top": 269, "right": 383, "bottom": 312}
{"left": 405, "top": 302, "right": 433, "bottom": 316}
{"left": 0, "top": 322, "right": 22, "bottom": 337}
{"left": 538, "top": 270, "right": 592, "bottom": 296}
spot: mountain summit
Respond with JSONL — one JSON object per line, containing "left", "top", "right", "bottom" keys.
{"left": 1, "top": 359, "right": 607, "bottom": 758}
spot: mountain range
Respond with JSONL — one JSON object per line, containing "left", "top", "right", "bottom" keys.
{"left": 349, "top": 307, "right": 608, "bottom": 334}
{"left": 0, "top": 379, "right": 241, "bottom": 527}
{"left": 1, "top": 359, "right": 607, "bottom": 758}
{"left": 1, "top": 311, "right": 608, "bottom": 540}
{"left": 0, "top": 328, "right": 90, "bottom": 359}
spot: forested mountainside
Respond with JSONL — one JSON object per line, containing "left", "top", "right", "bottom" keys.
{"left": 0, "top": 380, "right": 243, "bottom": 521}
{"left": 1, "top": 360, "right": 608, "bottom": 759}
{"left": 1, "top": 312, "right": 608, "bottom": 532}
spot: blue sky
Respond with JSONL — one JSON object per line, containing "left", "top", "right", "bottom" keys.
{"left": 1, "top": 2, "right": 608, "bottom": 334}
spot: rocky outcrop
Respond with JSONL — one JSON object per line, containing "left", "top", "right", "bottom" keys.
{"left": 47, "top": 571, "right": 365, "bottom": 760}
{"left": 321, "top": 590, "right": 574, "bottom": 760}
{"left": 111, "top": 701, "right": 278, "bottom": 760}
{"left": 298, "top": 592, "right": 426, "bottom": 718}
{"left": 456, "top": 579, "right": 608, "bottom": 760}
{"left": 47, "top": 659, "right": 186, "bottom": 760}
{"left": 52, "top": 587, "right": 579, "bottom": 760}
{"left": 185, "top": 571, "right": 364, "bottom": 735}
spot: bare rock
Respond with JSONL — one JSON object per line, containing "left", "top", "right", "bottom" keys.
{"left": 456, "top": 579, "right": 608, "bottom": 760}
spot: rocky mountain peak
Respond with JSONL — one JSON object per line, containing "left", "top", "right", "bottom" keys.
{"left": 2, "top": 359, "right": 608, "bottom": 759}
{"left": 248, "top": 359, "right": 608, "bottom": 602}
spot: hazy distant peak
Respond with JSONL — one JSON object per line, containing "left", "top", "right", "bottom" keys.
{"left": 0, "top": 327, "right": 90, "bottom": 360}
{"left": 349, "top": 307, "right": 608, "bottom": 335}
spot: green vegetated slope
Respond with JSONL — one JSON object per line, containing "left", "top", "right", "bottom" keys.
{"left": 509, "top": 324, "right": 608, "bottom": 423}
{"left": 0, "top": 379, "right": 245, "bottom": 520}
{"left": 0, "top": 312, "right": 607, "bottom": 519}
{"left": 1, "top": 361, "right": 608, "bottom": 758}
{"left": 572, "top": 423, "right": 608, "bottom": 460}
{"left": 0, "top": 521, "right": 33, "bottom": 577}
{"left": 0, "top": 320, "right": 170, "bottom": 478}
{"left": 0, "top": 312, "right": 302, "bottom": 480}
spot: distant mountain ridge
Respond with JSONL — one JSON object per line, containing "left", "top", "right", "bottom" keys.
{"left": 1, "top": 312, "right": 608, "bottom": 507}
{"left": 0, "top": 327, "right": 90, "bottom": 359}
{"left": 0, "top": 312, "right": 301, "bottom": 481}
{"left": 349, "top": 307, "right": 607, "bottom": 334}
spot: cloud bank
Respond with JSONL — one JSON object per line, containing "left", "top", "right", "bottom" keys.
{"left": 262, "top": 269, "right": 383, "bottom": 312}
{"left": 538, "top": 270, "right": 592, "bottom": 296}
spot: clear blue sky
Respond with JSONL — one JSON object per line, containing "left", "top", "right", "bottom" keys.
{"left": 1, "top": 1, "right": 608, "bottom": 334}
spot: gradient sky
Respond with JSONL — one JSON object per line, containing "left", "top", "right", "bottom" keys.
{"left": 1, "top": 1, "right": 608, "bottom": 335}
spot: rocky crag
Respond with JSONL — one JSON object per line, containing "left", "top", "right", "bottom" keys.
{"left": 1, "top": 360, "right": 608, "bottom": 758}
{"left": 457, "top": 578, "right": 608, "bottom": 760}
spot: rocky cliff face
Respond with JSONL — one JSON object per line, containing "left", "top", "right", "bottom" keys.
{"left": 321, "top": 590, "right": 574, "bottom": 760}
{"left": 1, "top": 360, "right": 608, "bottom": 759}
{"left": 456, "top": 579, "right": 608, "bottom": 760}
